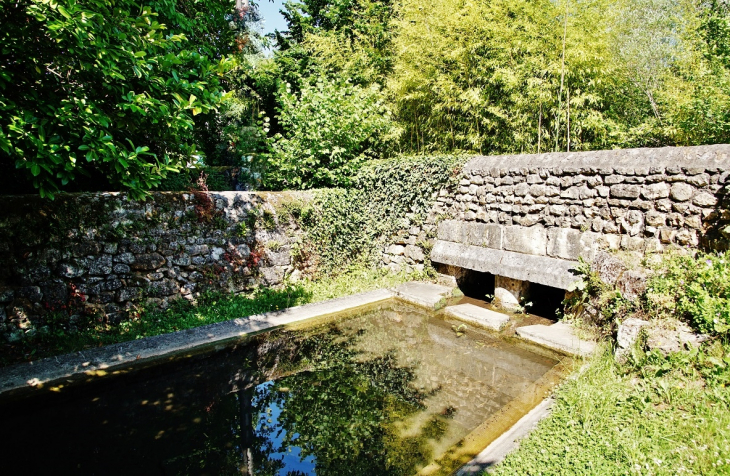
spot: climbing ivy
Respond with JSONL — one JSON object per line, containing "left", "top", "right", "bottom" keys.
{"left": 297, "top": 155, "right": 466, "bottom": 272}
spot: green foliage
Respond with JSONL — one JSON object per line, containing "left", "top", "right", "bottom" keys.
{"left": 266, "top": 78, "right": 393, "bottom": 189}
{"left": 645, "top": 252, "right": 730, "bottom": 336}
{"left": 492, "top": 347, "right": 730, "bottom": 475}
{"left": 299, "top": 154, "right": 464, "bottom": 271}
{"left": 0, "top": 0, "right": 240, "bottom": 198}
{"left": 564, "top": 257, "right": 636, "bottom": 336}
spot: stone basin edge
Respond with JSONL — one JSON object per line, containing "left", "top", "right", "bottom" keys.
{"left": 0, "top": 288, "right": 395, "bottom": 399}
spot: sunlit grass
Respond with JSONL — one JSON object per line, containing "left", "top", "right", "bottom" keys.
{"left": 491, "top": 347, "right": 730, "bottom": 475}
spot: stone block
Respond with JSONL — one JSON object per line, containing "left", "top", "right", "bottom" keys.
{"left": 515, "top": 322, "right": 596, "bottom": 357}
{"left": 437, "top": 219, "right": 465, "bottom": 243}
{"left": 503, "top": 225, "right": 547, "bottom": 256}
{"left": 395, "top": 282, "right": 454, "bottom": 310}
{"left": 404, "top": 245, "right": 425, "bottom": 262}
{"left": 387, "top": 244, "right": 406, "bottom": 256}
{"left": 88, "top": 255, "right": 113, "bottom": 275}
{"left": 610, "top": 184, "right": 641, "bottom": 199}
{"left": 131, "top": 253, "right": 166, "bottom": 271}
{"left": 445, "top": 304, "right": 510, "bottom": 331}
{"left": 615, "top": 318, "right": 650, "bottom": 360}
{"left": 670, "top": 183, "right": 694, "bottom": 202}
{"left": 57, "top": 262, "right": 86, "bottom": 278}
{"left": 641, "top": 183, "right": 670, "bottom": 200}
{"left": 267, "top": 250, "right": 291, "bottom": 267}
{"left": 547, "top": 228, "right": 582, "bottom": 260}
{"left": 616, "top": 269, "right": 647, "bottom": 300}
{"left": 592, "top": 252, "right": 626, "bottom": 286}
{"left": 692, "top": 192, "right": 718, "bottom": 207}
{"left": 494, "top": 276, "right": 530, "bottom": 311}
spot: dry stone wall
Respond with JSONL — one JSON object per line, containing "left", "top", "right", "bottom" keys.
{"left": 382, "top": 145, "right": 730, "bottom": 285}
{"left": 0, "top": 191, "right": 309, "bottom": 341}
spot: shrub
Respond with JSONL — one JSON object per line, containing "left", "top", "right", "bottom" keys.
{"left": 266, "top": 78, "right": 393, "bottom": 189}
{"left": 646, "top": 252, "right": 730, "bottom": 336}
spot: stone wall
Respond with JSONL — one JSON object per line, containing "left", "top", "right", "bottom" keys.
{"left": 0, "top": 191, "right": 309, "bottom": 341}
{"left": 382, "top": 145, "right": 730, "bottom": 290}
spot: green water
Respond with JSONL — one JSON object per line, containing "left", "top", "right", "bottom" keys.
{"left": 0, "top": 300, "right": 563, "bottom": 475}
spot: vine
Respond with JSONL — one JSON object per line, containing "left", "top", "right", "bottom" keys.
{"left": 296, "top": 154, "right": 466, "bottom": 273}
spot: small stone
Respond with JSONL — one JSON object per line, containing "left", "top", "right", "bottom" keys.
{"left": 641, "top": 183, "right": 670, "bottom": 200}
{"left": 130, "top": 253, "right": 166, "bottom": 271}
{"left": 387, "top": 244, "right": 406, "bottom": 256}
{"left": 692, "top": 192, "right": 718, "bottom": 207}
{"left": 670, "top": 183, "right": 694, "bottom": 202}
{"left": 610, "top": 184, "right": 641, "bottom": 199}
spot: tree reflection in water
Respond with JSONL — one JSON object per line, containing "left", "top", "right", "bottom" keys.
{"left": 242, "top": 324, "right": 449, "bottom": 476}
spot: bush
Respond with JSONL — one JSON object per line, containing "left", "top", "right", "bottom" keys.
{"left": 646, "top": 252, "right": 730, "bottom": 336}
{"left": 266, "top": 78, "right": 393, "bottom": 189}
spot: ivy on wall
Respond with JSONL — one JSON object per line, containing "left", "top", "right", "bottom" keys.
{"left": 294, "top": 155, "right": 466, "bottom": 272}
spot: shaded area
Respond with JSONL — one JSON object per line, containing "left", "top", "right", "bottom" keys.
{"left": 0, "top": 302, "right": 558, "bottom": 475}
{"left": 527, "top": 283, "right": 565, "bottom": 320}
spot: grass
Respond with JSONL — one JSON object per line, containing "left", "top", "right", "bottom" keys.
{"left": 0, "top": 267, "right": 428, "bottom": 367}
{"left": 491, "top": 344, "right": 730, "bottom": 475}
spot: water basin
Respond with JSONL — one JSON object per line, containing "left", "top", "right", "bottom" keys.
{"left": 0, "top": 299, "right": 570, "bottom": 475}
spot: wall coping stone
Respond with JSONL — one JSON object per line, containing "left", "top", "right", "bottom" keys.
{"left": 464, "top": 144, "right": 730, "bottom": 174}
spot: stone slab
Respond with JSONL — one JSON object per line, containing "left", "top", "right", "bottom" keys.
{"left": 0, "top": 288, "right": 394, "bottom": 399}
{"left": 444, "top": 304, "right": 510, "bottom": 331}
{"left": 431, "top": 240, "right": 580, "bottom": 290}
{"left": 515, "top": 322, "right": 596, "bottom": 357}
{"left": 394, "top": 281, "right": 455, "bottom": 310}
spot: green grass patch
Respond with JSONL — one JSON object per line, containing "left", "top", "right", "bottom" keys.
{"left": 492, "top": 345, "right": 730, "bottom": 475}
{"left": 0, "top": 267, "right": 427, "bottom": 367}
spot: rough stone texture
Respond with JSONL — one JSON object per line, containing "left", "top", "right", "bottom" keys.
{"left": 591, "top": 252, "right": 628, "bottom": 286}
{"left": 494, "top": 276, "right": 530, "bottom": 311}
{"left": 515, "top": 322, "right": 597, "bottom": 357}
{"left": 0, "top": 191, "right": 310, "bottom": 340}
{"left": 431, "top": 241, "right": 580, "bottom": 290}
{"left": 616, "top": 269, "right": 648, "bottom": 301}
{"left": 503, "top": 225, "right": 547, "bottom": 256}
{"left": 645, "top": 321, "right": 710, "bottom": 354}
{"left": 391, "top": 145, "right": 730, "bottom": 289}
{"left": 444, "top": 303, "right": 510, "bottom": 331}
{"left": 616, "top": 318, "right": 650, "bottom": 360}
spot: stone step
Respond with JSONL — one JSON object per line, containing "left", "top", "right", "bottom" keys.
{"left": 444, "top": 304, "right": 510, "bottom": 331}
{"left": 394, "top": 282, "right": 455, "bottom": 310}
{"left": 515, "top": 322, "right": 596, "bottom": 357}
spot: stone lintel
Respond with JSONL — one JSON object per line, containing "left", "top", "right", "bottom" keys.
{"left": 431, "top": 240, "right": 580, "bottom": 290}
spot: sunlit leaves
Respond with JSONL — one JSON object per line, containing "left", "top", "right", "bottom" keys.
{"left": 0, "top": 0, "right": 237, "bottom": 198}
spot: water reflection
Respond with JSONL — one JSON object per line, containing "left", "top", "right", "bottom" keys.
{"left": 0, "top": 301, "right": 559, "bottom": 475}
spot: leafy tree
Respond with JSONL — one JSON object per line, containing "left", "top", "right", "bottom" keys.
{"left": 0, "top": 0, "right": 240, "bottom": 198}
